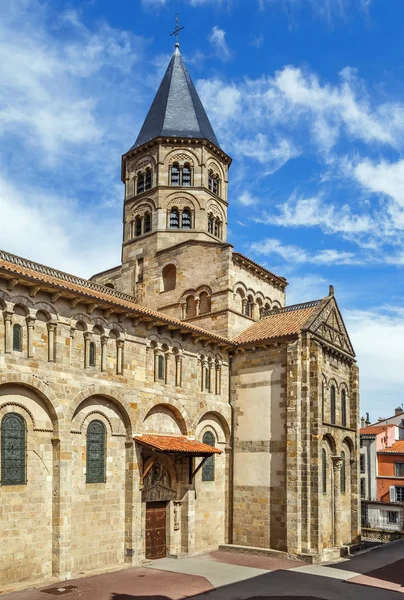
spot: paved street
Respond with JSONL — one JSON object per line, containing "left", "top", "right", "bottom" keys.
{"left": 3, "top": 541, "right": 404, "bottom": 600}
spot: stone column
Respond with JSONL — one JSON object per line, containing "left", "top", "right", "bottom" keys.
{"left": 195, "top": 298, "right": 200, "bottom": 317}
{"left": 116, "top": 340, "right": 124, "bottom": 375}
{"left": 101, "top": 335, "right": 108, "bottom": 372}
{"left": 47, "top": 323, "right": 57, "bottom": 362}
{"left": 175, "top": 355, "right": 182, "bottom": 387}
{"left": 181, "top": 303, "right": 187, "bottom": 320}
{"left": 215, "top": 364, "right": 221, "bottom": 395}
{"left": 83, "top": 332, "right": 91, "bottom": 368}
{"left": 4, "top": 311, "right": 13, "bottom": 354}
{"left": 52, "top": 436, "right": 72, "bottom": 580}
{"left": 69, "top": 328, "right": 75, "bottom": 365}
{"left": 26, "top": 316, "right": 36, "bottom": 358}
{"left": 332, "top": 456, "right": 343, "bottom": 547}
{"left": 181, "top": 489, "right": 196, "bottom": 555}
{"left": 208, "top": 361, "right": 213, "bottom": 393}
{"left": 201, "top": 359, "right": 207, "bottom": 391}
{"left": 124, "top": 441, "right": 143, "bottom": 565}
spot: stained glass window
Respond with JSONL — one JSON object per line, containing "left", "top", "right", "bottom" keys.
{"left": 182, "top": 209, "right": 191, "bottom": 229}
{"left": 170, "top": 209, "right": 179, "bottom": 228}
{"left": 13, "top": 324, "right": 22, "bottom": 352}
{"left": 89, "top": 342, "right": 96, "bottom": 367}
{"left": 322, "top": 448, "right": 327, "bottom": 494}
{"left": 202, "top": 431, "right": 215, "bottom": 482}
{"left": 330, "top": 386, "right": 336, "bottom": 424}
{"left": 86, "top": 420, "right": 106, "bottom": 483}
{"left": 341, "top": 451, "right": 346, "bottom": 493}
{"left": 1, "top": 413, "right": 26, "bottom": 486}
{"left": 182, "top": 166, "right": 191, "bottom": 186}
{"left": 341, "top": 390, "right": 347, "bottom": 427}
{"left": 171, "top": 165, "right": 180, "bottom": 186}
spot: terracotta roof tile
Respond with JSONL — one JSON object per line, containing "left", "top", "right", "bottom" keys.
{"left": 134, "top": 434, "right": 222, "bottom": 455}
{"left": 233, "top": 301, "right": 322, "bottom": 345}
{"left": 379, "top": 440, "right": 404, "bottom": 453}
{"left": 0, "top": 250, "right": 233, "bottom": 345}
{"left": 360, "top": 425, "right": 395, "bottom": 435}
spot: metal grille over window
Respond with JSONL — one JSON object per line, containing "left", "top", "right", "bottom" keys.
{"left": 341, "top": 390, "right": 347, "bottom": 427}
{"left": 86, "top": 420, "right": 106, "bottom": 483}
{"left": 13, "top": 324, "right": 22, "bottom": 352}
{"left": 137, "top": 173, "right": 145, "bottom": 194}
{"left": 158, "top": 355, "right": 165, "bottom": 381}
{"left": 182, "top": 209, "right": 191, "bottom": 229}
{"left": 1, "top": 413, "right": 26, "bottom": 486}
{"left": 330, "top": 385, "right": 336, "bottom": 424}
{"left": 171, "top": 165, "right": 180, "bottom": 185}
{"left": 182, "top": 166, "right": 191, "bottom": 186}
{"left": 144, "top": 213, "right": 152, "bottom": 233}
{"left": 341, "top": 451, "right": 346, "bottom": 493}
{"left": 170, "top": 209, "right": 179, "bottom": 228}
{"left": 322, "top": 448, "right": 327, "bottom": 494}
{"left": 202, "top": 431, "right": 215, "bottom": 481}
{"left": 89, "top": 342, "right": 96, "bottom": 367}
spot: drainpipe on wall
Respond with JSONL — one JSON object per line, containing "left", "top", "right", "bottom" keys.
{"left": 228, "top": 355, "right": 234, "bottom": 544}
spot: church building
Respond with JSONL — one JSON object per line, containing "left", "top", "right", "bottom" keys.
{"left": 0, "top": 37, "right": 360, "bottom": 593}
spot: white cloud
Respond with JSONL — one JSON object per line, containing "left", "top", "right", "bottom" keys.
{"left": 345, "top": 306, "right": 404, "bottom": 419}
{"left": 354, "top": 159, "right": 404, "bottom": 208}
{"left": 250, "top": 238, "right": 358, "bottom": 265}
{"left": 233, "top": 133, "right": 299, "bottom": 172}
{"left": 238, "top": 191, "right": 258, "bottom": 206}
{"left": 0, "top": 174, "right": 121, "bottom": 277}
{"left": 286, "top": 274, "right": 328, "bottom": 304}
{"left": 209, "top": 26, "right": 231, "bottom": 61}
{"left": 258, "top": 0, "right": 372, "bottom": 22}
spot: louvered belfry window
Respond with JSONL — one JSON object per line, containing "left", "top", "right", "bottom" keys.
{"left": 86, "top": 420, "right": 106, "bottom": 483}
{"left": 202, "top": 431, "right": 215, "bottom": 482}
{"left": 171, "top": 164, "right": 180, "bottom": 185}
{"left": 1, "top": 413, "right": 26, "bottom": 486}
{"left": 170, "top": 209, "right": 179, "bottom": 228}
{"left": 182, "top": 209, "right": 191, "bottom": 229}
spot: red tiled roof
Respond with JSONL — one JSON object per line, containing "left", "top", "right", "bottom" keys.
{"left": 380, "top": 440, "right": 404, "bottom": 454}
{"left": 134, "top": 434, "right": 222, "bottom": 455}
{"left": 233, "top": 301, "right": 322, "bottom": 345}
{"left": 360, "top": 424, "right": 395, "bottom": 435}
{"left": 0, "top": 251, "right": 233, "bottom": 345}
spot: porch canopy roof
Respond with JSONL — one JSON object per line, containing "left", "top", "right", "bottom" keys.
{"left": 134, "top": 434, "right": 221, "bottom": 456}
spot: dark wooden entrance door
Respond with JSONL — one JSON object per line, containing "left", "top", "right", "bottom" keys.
{"left": 145, "top": 502, "right": 167, "bottom": 559}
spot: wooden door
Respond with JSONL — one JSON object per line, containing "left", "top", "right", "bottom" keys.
{"left": 145, "top": 502, "right": 167, "bottom": 559}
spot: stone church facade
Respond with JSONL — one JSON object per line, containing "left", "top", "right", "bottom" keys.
{"left": 0, "top": 42, "right": 359, "bottom": 593}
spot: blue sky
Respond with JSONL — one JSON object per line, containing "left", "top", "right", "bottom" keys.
{"left": 0, "top": 0, "right": 403, "bottom": 419}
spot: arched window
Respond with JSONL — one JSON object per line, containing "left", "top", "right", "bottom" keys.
{"left": 208, "top": 171, "right": 220, "bottom": 196}
{"left": 170, "top": 208, "right": 179, "bottom": 229}
{"left": 1, "top": 413, "right": 26, "bottom": 485}
{"left": 182, "top": 209, "right": 191, "bottom": 229}
{"left": 244, "top": 297, "right": 253, "bottom": 318}
{"left": 145, "top": 168, "right": 152, "bottom": 191}
{"left": 104, "top": 283, "right": 115, "bottom": 289}
{"left": 162, "top": 264, "right": 176, "bottom": 292}
{"left": 89, "top": 341, "right": 96, "bottom": 367}
{"left": 144, "top": 212, "right": 152, "bottom": 234}
{"left": 199, "top": 291, "right": 211, "bottom": 315}
{"left": 182, "top": 165, "right": 191, "bottom": 186}
{"left": 341, "top": 451, "right": 346, "bottom": 493}
{"left": 208, "top": 214, "right": 214, "bottom": 234}
{"left": 341, "top": 389, "right": 347, "bottom": 427}
{"left": 13, "top": 324, "right": 22, "bottom": 352}
{"left": 186, "top": 296, "right": 196, "bottom": 318}
{"left": 330, "top": 385, "right": 336, "bottom": 424}
{"left": 157, "top": 355, "right": 165, "bottom": 381}
{"left": 86, "top": 420, "right": 106, "bottom": 483}
{"left": 171, "top": 164, "right": 180, "bottom": 186}
{"left": 135, "top": 217, "right": 142, "bottom": 237}
{"left": 214, "top": 219, "right": 220, "bottom": 238}
{"left": 202, "top": 431, "right": 215, "bottom": 481}
{"left": 137, "top": 173, "right": 145, "bottom": 195}
{"left": 322, "top": 448, "right": 327, "bottom": 494}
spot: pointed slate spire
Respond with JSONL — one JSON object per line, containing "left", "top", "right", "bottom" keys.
{"left": 130, "top": 46, "right": 220, "bottom": 150}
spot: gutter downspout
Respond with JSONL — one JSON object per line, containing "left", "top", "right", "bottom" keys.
{"left": 229, "top": 355, "right": 234, "bottom": 544}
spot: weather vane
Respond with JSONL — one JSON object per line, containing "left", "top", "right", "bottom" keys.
{"left": 170, "top": 14, "right": 184, "bottom": 47}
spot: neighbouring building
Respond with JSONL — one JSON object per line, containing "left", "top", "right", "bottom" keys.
{"left": 0, "top": 38, "right": 360, "bottom": 593}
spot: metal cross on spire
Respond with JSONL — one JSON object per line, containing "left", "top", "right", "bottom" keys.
{"left": 170, "top": 14, "right": 184, "bottom": 48}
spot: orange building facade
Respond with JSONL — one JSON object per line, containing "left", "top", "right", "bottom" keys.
{"left": 377, "top": 441, "right": 404, "bottom": 503}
